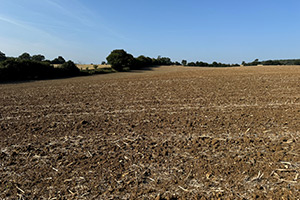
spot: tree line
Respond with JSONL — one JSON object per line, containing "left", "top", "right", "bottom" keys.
{"left": 106, "top": 49, "right": 176, "bottom": 71}
{"left": 0, "top": 51, "right": 79, "bottom": 82}
{"left": 183, "top": 60, "right": 240, "bottom": 67}
{"left": 0, "top": 51, "right": 68, "bottom": 64}
{"left": 106, "top": 49, "right": 241, "bottom": 71}
{"left": 242, "top": 58, "right": 300, "bottom": 66}
{"left": 2, "top": 49, "right": 300, "bottom": 82}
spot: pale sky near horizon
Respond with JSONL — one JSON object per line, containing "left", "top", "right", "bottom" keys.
{"left": 1, "top": 0, "right": 300, "bottom": 64}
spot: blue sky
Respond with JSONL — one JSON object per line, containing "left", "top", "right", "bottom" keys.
{"left": 1, "top": 0, "right": 300, "bottom": 64}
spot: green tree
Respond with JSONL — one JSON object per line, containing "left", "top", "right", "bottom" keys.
{"left": 106, "top": 49, "right": 135, "bottom": 71}
{"left": 58, "top": 60, "right": 80, "bottom": 76}
{"left": 18, "top": 52, "right": 31, "bottom": 60}
{"left": 181, "top": 60, "right": 187, "bottom": 66}
{"left": 196, "top": 61, "right": 209, "bottom": 66}
{"left": 51, "top": 56, "right": 66, "bottom": 64}
{"left": 0, "top": 59, "right": 55, "bottom": 81}
{"left": 32, "top": 54, "right": 45, "bottom": 62}
{"left": 294, "top": 60, "right": 300, "bottom": 65}
{"left": 212, "top": 61, "right": 217, "bottom": 66}
{"left": 0, "top": 51, "right": 6, "bottom": 62}
{"left": 252, "top": 59, "right": 260, "bottom": 66}
{"left": 187, "top": 62, "right": 196, "bottom": 66}
{"left": 136, "top": 55, "right": 152, "bottom": 67}
{"left": 156, "top": 56, "right": 172, "bottom": 65}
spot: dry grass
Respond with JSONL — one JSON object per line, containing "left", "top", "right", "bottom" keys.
{"left": 52, "top": 64, "right": 111, "bottom": 70}
{"left": 76, "top": 64, "right": 111, "bottom": 70}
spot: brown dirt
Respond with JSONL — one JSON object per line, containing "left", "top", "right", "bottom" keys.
{"left": 0, "top": 65, "right": 299, "bottom": 199}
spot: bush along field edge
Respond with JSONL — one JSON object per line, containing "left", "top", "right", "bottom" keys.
{"left": 1, "top": 50, "right": 300, "bottom": 82}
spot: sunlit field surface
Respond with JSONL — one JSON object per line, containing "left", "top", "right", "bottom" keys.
{"left": 0, "top": 65, "right": 299, "bottom": 199}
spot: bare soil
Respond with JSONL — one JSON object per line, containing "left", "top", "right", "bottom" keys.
{"left": 0, "top": 65, "right": 299, "bottom": 199}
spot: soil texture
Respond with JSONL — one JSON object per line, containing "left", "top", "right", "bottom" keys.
{"left": 0, "top": 65, "right": 299, "bottom": 199}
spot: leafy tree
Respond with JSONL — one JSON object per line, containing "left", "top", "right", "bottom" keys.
{"left": 101, "top": 61, "right": 106, "bottom": 65}
{"left": 212, "top": 61, "right": 219, "bottom": 67}
{"left": 187, "top": 62, "right": 196, "bottom": 66}
{"left": 32, "top": 54, "right": 45, "bottom": 62}
{"left": 0, "top": 59, "right": 55, "bottom": 81}
{"left": 262, "top": 60, "right": 281, "bottom": 65}
{"left": 181, "top": 60, "right": 187, "bottom": 66}
{"left": 135, "top": 55, "right": 153, "bottom": 68}
{"left": 18, "top": 52, "right": 31, "bottom": 60}
{"left": 58, "top": 60, "right": 80, "bottom": 76}
{"left": 106, "top": 49, "right": 135, "bottom": 71}
{"left": 196, "top": 61, "right": 209, "bottom": 66}
{"left": 51, "top": 56, "right": 66, "bottom": 64}
{"left": 294, "top": 60, "right": 300, "bottom": 65}
{"left": 155, "top": 56, "right": 172, "bottom": 65}
{"left": 251, "top": 59, "right": 261, "bottom": 66}
{"left": 0, "top": 51, "right": 6, "bottom": 62}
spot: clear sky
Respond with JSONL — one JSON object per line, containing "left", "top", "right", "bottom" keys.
{"left": 1, "top": 0, "right": 300, "bottom": 64}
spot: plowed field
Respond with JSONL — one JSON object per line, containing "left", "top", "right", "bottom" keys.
{"left": 0, "top": 65, "right": 299, "bottom": 199}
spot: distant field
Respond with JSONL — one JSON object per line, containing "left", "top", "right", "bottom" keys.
{"left": 0, "top": 65, "right": 299, "bottom": 199}
{"left": 52, "top": 64, "right": 111, "bottom": 70}
{"left": 76, "top": 64, "right": 111, "bottom": 70}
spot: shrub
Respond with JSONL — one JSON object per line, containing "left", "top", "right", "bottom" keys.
{"left": 0, "top": 59, "right": 55, "bottom": 81}
{"left": 57, "top": 60, "right": 80, "bottom": 76}
{"left": 134, "top": 55, "right": 153, "bottom": 69}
